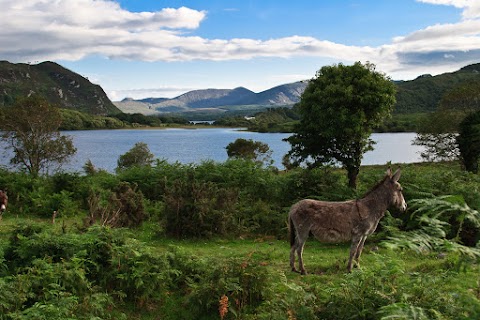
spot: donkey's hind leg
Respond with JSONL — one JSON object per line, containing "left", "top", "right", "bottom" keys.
{"left": 290, "top": 227, "right": 309, "bottom": 275}
{"left": 296, "top": 229, "right": 310, "bottom": 275}
{"left": 290, "top": 242, "right": 298, "bottom": 273}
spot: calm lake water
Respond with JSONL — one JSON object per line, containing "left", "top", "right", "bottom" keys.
{"left": 0, "top": 128, "right": 425, "bottom": 172}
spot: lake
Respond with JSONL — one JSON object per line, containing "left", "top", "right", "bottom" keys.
{"left": 1, "top": 128, "right": 425, "bottom": 172}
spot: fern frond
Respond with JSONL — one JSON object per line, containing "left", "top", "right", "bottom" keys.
{"left": 382, "top": 195, "right": 480, "bottom": 258}
{"left": 378, "top": 303, "right": 430, "bottom": 320}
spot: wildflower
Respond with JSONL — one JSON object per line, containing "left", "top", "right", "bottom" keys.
{"left": 287, "top": 309, "right": 296, "bottom": 320}
{"left": 219, "top": 294, "right": 229, "bottom": 320}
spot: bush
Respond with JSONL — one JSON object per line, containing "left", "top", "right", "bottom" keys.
{"left": 86, "top": 181, "right": 146, "bottom": 228}
{"left": 116, "top": 142, "right": 154, "bottom": 172}
{"left": 163, "top": 169, "right": 239, "bottom": 238}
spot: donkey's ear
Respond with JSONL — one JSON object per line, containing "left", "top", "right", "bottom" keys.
{"left": 386, "top": 167, "right": 392, "bottom": 177}
{"left": 392, "top": 168, "right": 401, "bottom": 182}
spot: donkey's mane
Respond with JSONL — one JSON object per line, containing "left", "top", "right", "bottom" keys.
{"left": 360, "top": 175, "right": 390, "bottom": 199}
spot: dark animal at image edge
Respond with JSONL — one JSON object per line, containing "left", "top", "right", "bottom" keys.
{"left": 0, "top": 190, "right": 8, "bottom": 219}
{"left": 289, "top": 168, "right": 407, "bottom": 274}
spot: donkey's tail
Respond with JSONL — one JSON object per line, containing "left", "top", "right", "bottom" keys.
{"left": 289, "top": 217, "right": 296, "bottom": 247}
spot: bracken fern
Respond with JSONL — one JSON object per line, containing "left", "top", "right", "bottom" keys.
{"left": 382, "top": 195, "right": 480, "bottom": 258}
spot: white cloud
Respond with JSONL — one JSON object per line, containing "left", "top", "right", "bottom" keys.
{"left": 416, "top": 0, "right": 480, "bottom": 18}
{"left": 1, "top": 0, "right": 480, "bottom": 82}
{"left": 0, "top": 0, "right": 206, "bottom": 61}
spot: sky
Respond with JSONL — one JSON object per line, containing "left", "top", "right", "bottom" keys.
{"left": 2, "top": 0, "right": 480, "bottom": 101}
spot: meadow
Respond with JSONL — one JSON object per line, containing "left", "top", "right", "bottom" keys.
{"left": 0, "top": 160, "right": 478, "bottom": 319}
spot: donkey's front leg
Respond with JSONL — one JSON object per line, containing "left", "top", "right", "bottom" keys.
{"left": 347, "top": 235, "right": 362, "bottom": 272}
{"left": 353, "top": 235, "right": 368, "bottom": 268}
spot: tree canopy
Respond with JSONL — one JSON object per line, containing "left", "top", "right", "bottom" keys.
{"left": 0, "top": 96, "right": 76, "bottom": 176}
{"left": 116, "top": 142, "right": 154, "bottom": 171}
{"left": 226, "top": 138, "right": 272, "bottom": 166}
{"left": 285, "top": 62, "right": 396, "bottom": 188}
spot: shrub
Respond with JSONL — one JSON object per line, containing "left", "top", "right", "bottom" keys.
{"left": 86, "top": 182, "right": 146, "bottom": 228}
{"left": 225, "top": 138, "right": 273, "bottom": 166}
{"left": 163, "top": 169, "right": 239, "bottom": 238}
{"left": 116, "top": 142, "right": 154, "bottom": 172}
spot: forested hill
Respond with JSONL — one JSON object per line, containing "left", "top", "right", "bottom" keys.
{"left": 0, "top": 61, "right": 120, "bottom": 116}
{"left": 394, "top": 63, "right": 480, "bottom": 113}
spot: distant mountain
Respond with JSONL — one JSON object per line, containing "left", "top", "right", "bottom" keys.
{"left": 0, "top": 61, "right": 120, "bottom": 115}
{"left": 115, "top": 81, "right": 308, "bottom": 114}
{"left": 115, "top": 63, "right": 480, "bottom": 115}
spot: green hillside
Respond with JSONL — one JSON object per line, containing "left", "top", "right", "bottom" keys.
{"left": 395, "top": 63, "right": 480, "bottom": 113}
{"left": 0, "top": 61, "right": 120, "bottom": 115}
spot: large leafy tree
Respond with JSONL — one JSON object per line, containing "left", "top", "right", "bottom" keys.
{"left": 0, "top": 96, "right": 76, "bottom": 177}
{"left": 286, "top": 62, "right": 396, "bottom": 188}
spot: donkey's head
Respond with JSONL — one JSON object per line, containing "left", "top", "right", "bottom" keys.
{"left": 386, "top": 168, "right": 407, "bottom": 212}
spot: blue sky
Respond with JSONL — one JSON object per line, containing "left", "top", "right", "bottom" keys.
{"left": 2, "top": 0, "right": 479, "bottom": 100}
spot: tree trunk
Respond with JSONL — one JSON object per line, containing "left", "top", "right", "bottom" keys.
{"left": 347, "top": 166, "right": 359, "bottom": 189}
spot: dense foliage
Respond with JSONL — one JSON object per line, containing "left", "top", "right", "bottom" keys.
{"left": 60, "top": 109, "right": 126, "bottom": 130}
{"left": 216, "top": 108, "right": 423, "bottom": 133}
{"left": 2, "top": 61, "right": 479, "bottom": 318}
{"left": 242, "top": 107, "right": 300, "bottom": 133}
{"left": 112, "top": 112, "right": 189, "bottom": 127}
{"left": 59, "top": 109, "right": 191, "bottom": 130}
{"left": 0, "top": 159, "right": 478, "bottom": 319}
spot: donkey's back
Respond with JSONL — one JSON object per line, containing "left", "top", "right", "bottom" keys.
{"left": 289, "top": 199, "right": 359, "bottom": 243}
